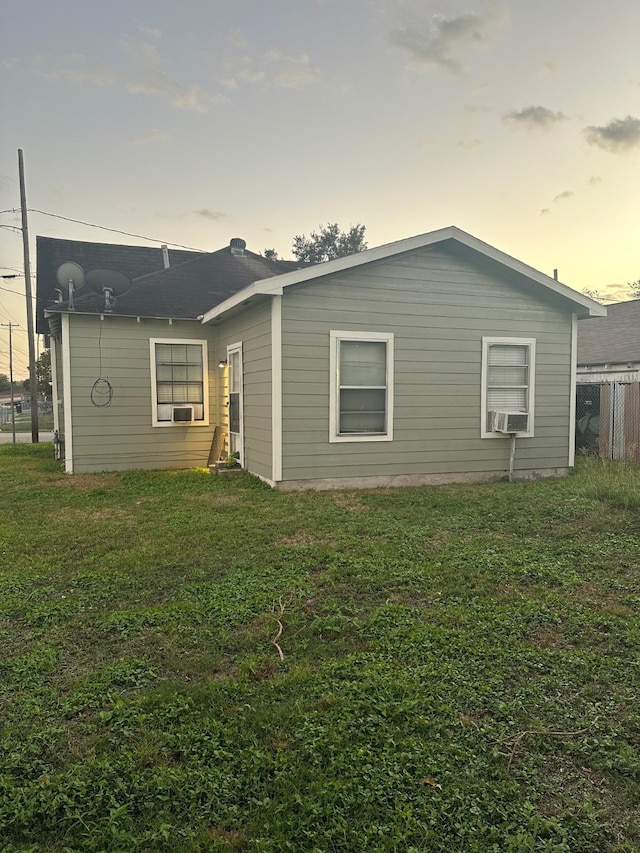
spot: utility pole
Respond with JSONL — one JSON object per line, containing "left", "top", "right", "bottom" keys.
{"left": 18, "top": 149, "right": 39, "bottom": 443}
{"left": 1, "top": 322, "right": 18, "bottom": 445}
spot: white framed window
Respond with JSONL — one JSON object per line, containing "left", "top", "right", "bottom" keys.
{"left": 329, "top": 330, "right": 394, "bottom": 443}
{"left": 150, "top": 338, "right": 209, "bottom": 427}
{"left": 481, "top": 337, "right": 535, "bottom": 438}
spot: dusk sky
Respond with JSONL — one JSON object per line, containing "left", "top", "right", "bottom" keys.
{"left": 2, "top": 0, "right": 639, "bottom": 377}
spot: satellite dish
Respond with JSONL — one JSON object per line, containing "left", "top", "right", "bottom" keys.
{"left": 55, "top": 262, "right": 85, "bottom": 309}
{"left": 85, "top": 269, "right": 132, "bottom": 296}
{"left": 56, "top": 262, "right": 85, "bottom": 292}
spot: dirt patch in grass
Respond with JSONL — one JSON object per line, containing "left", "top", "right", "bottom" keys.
{"left": 332, "top": 491, "right": 368, "bottom": 511}
{"left": 193, "top": 492, "right": 244, "bottom": 506}
{"left": 528, "top": 625, "right": 564, "bottom": 648}
{"left": 277, "top": 532, "right": 337, "bottom": 548}
{"left": 50, "top": 473, "right": 120, "bottom": 491}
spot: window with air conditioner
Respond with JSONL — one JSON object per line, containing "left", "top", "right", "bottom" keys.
{"left": 150, "top": 339, "right": 209, "bottom": 427}
{"left": 330, "top": 331, "right": 394, "bottom": 442}
{"left": 481, "top": 337, "right": 535, "bottom": 438}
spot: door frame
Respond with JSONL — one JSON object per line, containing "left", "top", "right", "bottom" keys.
{"left": 226, "top": 341, "right": 244, "bottom": 465}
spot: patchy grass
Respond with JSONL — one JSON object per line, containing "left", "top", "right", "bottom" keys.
{"left": 0, "top": 445, "right": 638, "bottom": 852}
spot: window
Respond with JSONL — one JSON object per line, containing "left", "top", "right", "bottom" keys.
{"left": 481, "top": 337, "right": 535, "bottom": 437}
{"left": 150, "top": 339, "right": 209, "bottom": 426}
{"left": 330, "top": 331, "right": 394, "bottom": 442}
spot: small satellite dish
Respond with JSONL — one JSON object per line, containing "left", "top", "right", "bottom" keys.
{"left": 56, "top": 262, "right": 85, "bottom": 292}
{"left": 85, "top": 269, "right": 132, "bottom": 296}
{"left": 56, "top": 262, "right": 85, "bottom": 309}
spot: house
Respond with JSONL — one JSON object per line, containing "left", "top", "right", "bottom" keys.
{"left": 39, "top": 226, "right": 605, "bottom": 487}
{"left": 577, "top": 299, "right": 640, "bottom": 461}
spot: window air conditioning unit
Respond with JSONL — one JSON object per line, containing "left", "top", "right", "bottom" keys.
{"left": 492, "top": 411, "right": 530, "bottom": 434}
{"left": 172, "top": 406, "right": 194, "bottom": 423}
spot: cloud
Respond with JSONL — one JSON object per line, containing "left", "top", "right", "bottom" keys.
{"left": 217, "top": 46, "right": 322, "bottom": 90}
{"left": 131, "top": 129, "right": 171, "bottom": 145}
{"left": 127, "top": 68, "right": 219, "bottom": 111}
{"left": 120, "top": 35, "right": 162, "bottom": 65}
{"left": 540, "top": 208, "right": 550, "bottom": 216}
{"left": 583, "top": 115, "right": 640, "bottom": 152}
{"left": 503, "top": 105, "right": 567, "bottom": 130}
{"left": 137, "top": 23, "right": 162, "bottom": 40}
{"left": 268, "top": 51, "right": 323, "bottom": 88}
{"left": 458, "top": 138, "right": 482, "bottom": 149}
{"left": 588, "top": 175, "right": 602, "bottom": 185}
{"left": 388, "top": 3, "right": 508, "bottom": 75}
{"left": 45, "top": 60, "right": 223, "bottom": 112}
{"left": 538, "top": 61, "right": 557, "bottom": 77}
{"left": 553, "top": 190, "right": 573, "bottom": 202}
{"left": 194, "top": 209, "right": 226, "bottom": 221}
{"left": 227, "top": 28, "right": 250, "bottom": 50}
{"left": 464, "top": 103, "right": 492, "bottom": 115}
{"left": 2, "top": 57, "right": 19, "bottom": 68}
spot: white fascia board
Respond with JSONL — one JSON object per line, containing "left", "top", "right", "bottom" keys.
{"left": 200, "top": 225, "right": 607, "bottom": 324}
{"left": 201, "top": 279, "right": 277, "bottom": 324}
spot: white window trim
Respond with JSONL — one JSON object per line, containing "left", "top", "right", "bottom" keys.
{"left": 481, "top": 336, "right": 535, "bottom": 439}
{"left": 329, "top": 330, "right": 394, "bottom": 443}
{"left": 150, "top": 338, "right": 209, "bottom": 427}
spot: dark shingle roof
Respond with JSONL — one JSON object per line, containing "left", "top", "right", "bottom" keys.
{"left": 38, "top": 237, "right": 302, "bottom": 330}
{"left": 36, "top": 237, "right": 202, "bottom": 333}
{"left": 578, "top": 299, "right": 640, "bottom": 365}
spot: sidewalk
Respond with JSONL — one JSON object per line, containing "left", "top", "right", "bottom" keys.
{"left": 0, "top": 431, "right": 54, "bottom": 444}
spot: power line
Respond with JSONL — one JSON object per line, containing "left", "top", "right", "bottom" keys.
{"left": 0, "top": 284, "right": 23, "bottom": 296}
{"left": 0, "top": 303, "right": 21, "bottom": 324}
{"left": 25, "top": 208, "right": 208, "bottom": 252}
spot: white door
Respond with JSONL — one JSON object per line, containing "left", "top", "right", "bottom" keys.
{"left": 227, "top": 343, "right": 243, "bottom": 464}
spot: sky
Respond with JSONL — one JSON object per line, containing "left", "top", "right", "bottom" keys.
{"left": 1, "top": 0, "right": 639, "bottom": 378}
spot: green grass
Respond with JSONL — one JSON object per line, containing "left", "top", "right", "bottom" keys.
{"left": 0, "top": 411, "right": 54, "bottom": 432}
{"left": 0, "top": 446, "right": 638, "bottom": 852}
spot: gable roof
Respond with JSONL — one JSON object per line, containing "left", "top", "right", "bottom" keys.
{"left": 40, "top": 238, "right": 302, "bottom": 326}
{"left": 578, "top": 299, "right": 640, "bottom": 366}
{"left": 202, "top": 226, "right": 606, "bottom": 324}
{"left": 36, "top": 236, "right": 203, "bottom": 333}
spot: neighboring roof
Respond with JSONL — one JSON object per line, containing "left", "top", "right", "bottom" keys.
{"left": 577, "top": 299, "right": 640, "bottom": 366}
{"left": 40, "top": 238, "right": 302, "bottom": 325}
{"left": 202, "top": 226, "right": 606, "bottom": 324}
{"left": 36, "top": 236, "right": 203, "bottom": 333}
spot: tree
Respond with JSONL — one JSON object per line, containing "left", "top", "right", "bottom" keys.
{"left": 21, "top": 350, "right": 51, "bottom": 396}
{"left": 628, "top": 279, "right": 640, "bottom": 298}
{"left": 0, "top": 374, "right": 9, "bottom": 394}
{"left": 582, "top": 288, "right": 608, "bottom": 303}
{"left": 291, "top": 223, "right": 367, "bottom": 264}
{"left": 263, "top": 248, "right": 280, "bottom": 261}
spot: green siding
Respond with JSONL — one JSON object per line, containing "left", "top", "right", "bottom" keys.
{"left": 280, "top": 244, "right": 573, "bottom": 483}
{"left": 212, "top": 302, "right": 272, "bottom": 481}
{"left": 67, "top": 315, "right": 217, "bottom": 473}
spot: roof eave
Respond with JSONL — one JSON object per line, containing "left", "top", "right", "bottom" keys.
{"left": 200, "top": 226, "right": 606, "bottom": 323}
{"left": 44, "top": 307, "right": 200, "bottom": 323}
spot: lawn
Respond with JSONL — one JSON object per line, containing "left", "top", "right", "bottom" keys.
{"left": 0, "top": 411, "right": 54, "bottom": 433}
{"left": 0, "top": 445, "right": 638, "bottom": 852}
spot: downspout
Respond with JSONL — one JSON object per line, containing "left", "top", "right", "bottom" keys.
{"left": 61, "top": 313, "right": 74, "bottom": 473}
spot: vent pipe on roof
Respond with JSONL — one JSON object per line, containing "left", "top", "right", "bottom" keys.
{"left": 553, "top": 268, "right": 558, "bottom": 280}
{"left": 230, "top": 237, "right": 246, "bottom": 257}
{"left": 162, "top": 244, "right": 170, "bottom": 268}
